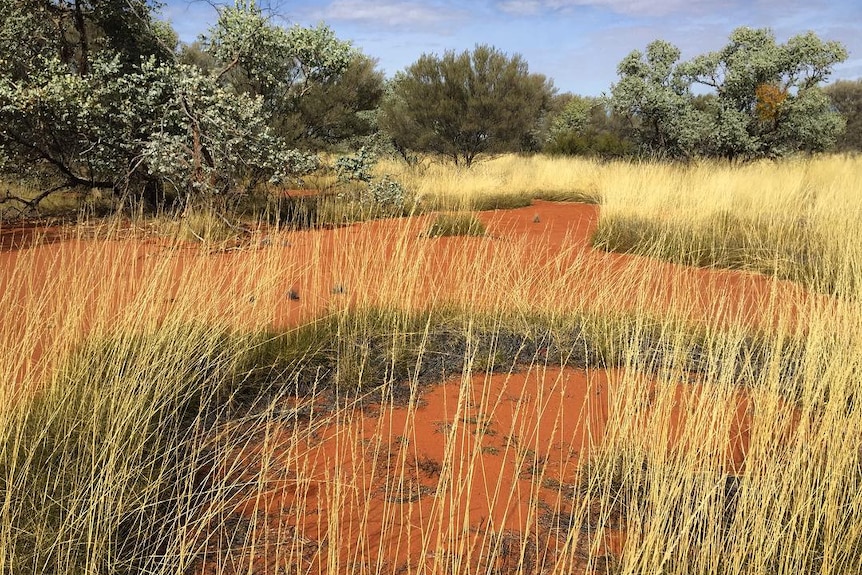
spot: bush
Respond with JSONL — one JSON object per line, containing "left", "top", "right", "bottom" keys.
{"left": 335, "top": 147, "right": 411, "bottom": 212}
{"left": 335, "top": 147, "right": 376, "bottom": 183}
{"left": 545, "top": 131, "right": 634, "bottom": 159}
{"left": 363, "top": 175, "right": 409, "bottom": 209}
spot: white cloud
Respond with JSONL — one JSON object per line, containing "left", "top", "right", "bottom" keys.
{"left": 497, "top": 0, "right": 729, "bottom": 17}
{"left": 312, "top": 1, "right": 465, "bottom": 28}
{"left": 497, "top": 0, "right": 543, "bottom": 15}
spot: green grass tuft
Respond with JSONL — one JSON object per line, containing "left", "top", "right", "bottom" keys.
{"left": 425, "top": 212, "right": 487, "bottom": 237}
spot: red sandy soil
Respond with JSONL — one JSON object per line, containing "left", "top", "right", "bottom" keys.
{"left": 0, "top": 202, "right": 816, "bottom": 357}
{"left": 191, "top": 361, "right": 774, "bottom": 575}
{"left": 0, "top": 202, "right": 819, "bottom": 573}
{"left": 0, "top": 221, "right": 68, "bottom": 251}
{"left": 0, "top": 201, "right": 819, "bottom": 391}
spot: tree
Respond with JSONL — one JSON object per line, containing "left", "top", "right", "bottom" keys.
{"left": 279, "top": 52, "right": 386, "bottom": 150}
{"left": 0, "top": 0, "right": 178, "bottom": 209}
{"left": 825, "top": 79, "right": 862, "bottom": 152}
{"left": 199, "top": 2, "right": 378, "bottom": 153}
{"left": 201, "top": 5, "right": 353, "bottom": 126}
{"left": 609, "top": 40, "right": 702, "bottom": 158}
{"left": 681, "top": 28, "right": 847, "bottom": 158}
{"left": 0, "top": 0, "right": 349, "bottom": 213}
{"left": 610, "top": 28, "right": 848, "bottom": 160}
{"left": 379, "top": 44, "right": 554, "bottom": 167}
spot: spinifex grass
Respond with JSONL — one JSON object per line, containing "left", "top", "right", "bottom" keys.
{"left": 1, "top": 155, "right": 861, "bottom": 574}
{"left": 592, "top": 155, "right": 862, "bottom": 297}
{"left": 425, "top": 212, "right": 487, "bottom": 237}
{"left": 377, "top": 154, "right": 603, "bottom": 211}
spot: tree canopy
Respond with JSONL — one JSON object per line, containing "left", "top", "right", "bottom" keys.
{"left": 542, "top": 94, "right": 635, "bottom": 158}
{"left": 379, "top": 45, "right": 555, "bottom": 167}
{"left": 610, "top": 27, "right": 848, "bottom": 160}
{"left": 0, "top": 5, "right": 855, "bottom": 217}
{"left": 825, "top": 79, "right": 862, "bottom": 152}
{"left": 0, "top": 0, "right": 362, "bottom": 213}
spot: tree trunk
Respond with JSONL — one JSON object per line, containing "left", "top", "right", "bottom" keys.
{"left": 73, "top": 0, "right": 89, "bottom": 75}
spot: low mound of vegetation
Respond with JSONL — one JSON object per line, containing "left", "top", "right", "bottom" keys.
{"left": 425, "top": 213, "right": 487, "bottom": 237}
{"left": 591, "top": 156, "right": 862, "bottom": 297}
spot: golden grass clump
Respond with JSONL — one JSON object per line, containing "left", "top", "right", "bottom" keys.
{"left": 592, "top": 155, "right": 862, "bottom": 296}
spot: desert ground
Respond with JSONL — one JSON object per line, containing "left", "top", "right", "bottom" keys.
{"left": 2, "top": 155, "right": 860, "bottom": 575}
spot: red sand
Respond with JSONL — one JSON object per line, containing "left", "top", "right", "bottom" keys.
{"left": 0, "top": 202, "right": 819, "bottom": 572}
{"left": 0, "top": 201, "right": 815, "bottom": 358}
{"left": 193, "top": 365, "right": 765, "bottom": 574}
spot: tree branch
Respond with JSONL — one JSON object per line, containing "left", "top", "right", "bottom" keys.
{"left": 1, "top": 181, "right": 74, "bottom": 216}
{"left": 4, "top": 131, "right": 113, "bottom": 189}
{"left": 215, "top": 55, "right": 240, "bottom": 82}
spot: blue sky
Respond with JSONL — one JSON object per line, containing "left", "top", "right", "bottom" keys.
{"left": 159, "top": 0, "right": 862, "bottom": 96}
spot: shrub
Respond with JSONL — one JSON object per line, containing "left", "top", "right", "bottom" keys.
{"left": 545, "top": 131, "right": 635, "bottom": 159}
{"left": 363, "top": 175, "right": 409, "bottom": 209}
{"left": 335, "top": 147, "right": 376, "bottom": 184}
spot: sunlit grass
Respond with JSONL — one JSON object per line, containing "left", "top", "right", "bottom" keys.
{"left": 377, "top": 154, "right": 603, "bottom": 211}
{"left": 592, "top": 155, "right": 862, "bottom": 296}
{"left": 1, "top": 154, "right": 861, "bottom": 574}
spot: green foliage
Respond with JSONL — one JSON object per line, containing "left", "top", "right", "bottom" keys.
{"left": 380, "top": 44, "right": 554, "bottom": 167}
{"left": 545, "top": 129, "right": 634, "bottom": 159}
{"left": 203, "top": 4, "right": 351, "bottom": 105}
{"left": 178, "top": 40, "right": 217, "bottom": 73}
{"left": 825, "top": 79, "right": 862, "bottom": 152}
{"left": 466, "top": 193, "right": 535, "bottom": 211}
{"left": 335, "top": 148, "right": 410, "bottom": 210}
{"left": 549, "top": 95, "right": 596, "bottom": 136}
{"left": 539, "top": 94, "right": 635, "bottom": 158}
{"left": 0, "top": 0, "right": 350, "bottom": 214}
{"left": 0, "top": 1, "right": 177, "bottom": 208}
{"left": 610, "top": 27, "right": 848, "bottom": 159}
{"left": 202, "top": 3, "right": 375, "bottom": 151}
{"left": 335, "top": 146, "right": 376, "bottom": 183}
{"left": 365, "top": 175, "right": 408, "bottom": 209}
{"left": 143, "top": 61, "right": 313, "bottom": 202}
{"left": 281, "top": 52, "right": 385, "bottom": 150}
{"left": 610, "top": 39, "right": 701, "bottom": 158}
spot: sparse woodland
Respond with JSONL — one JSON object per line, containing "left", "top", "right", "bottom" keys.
{"left": 1, "top": 2, "right": 862, "bottom": 575}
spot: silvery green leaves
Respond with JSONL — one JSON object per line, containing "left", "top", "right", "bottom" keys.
{"left": 610, "top": 41, "right": 700, "bottom": 158}
{"left": 202, "top": 3, "right": 352, "bottom": 113}
{"left": 547, "top": 96, "right": 594, "bottom": 141}
{"left": 335, "top": 147, "right": 408, "bottom": 209}
{"left": 142, "top": 65, "right": 321, "bottom": 202}
{"left": 364, "top": 176, "right": 408, "bottom": 209}
{"left": 287, "top": 24, "right": 354, "bottom": 89}
{"left": 0, "top": 1, "right": 347, "bottom": 211}
{"left": 0, "top": 54, "right": 151, "bottom": 186}
{"left": 335, "top": 147, "right": 375, "bottom": 184}
{"left": 610, "top": 27, "right": 848, "bottom": 160}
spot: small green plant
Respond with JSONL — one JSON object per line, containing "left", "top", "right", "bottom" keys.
{"left": 335, "top": 147, "right": 375, "bottom": 184}
{"left": 467, "top": 192, "right": 534, "bottom": 211}
{"left": 335, "top": 148, "right": 411, "bottom": 212}
{"left": 363, "top": 175, "right": 409, "bottom": 209}
{"left": 425, "top": 212, "right": 486, "bottom": 237}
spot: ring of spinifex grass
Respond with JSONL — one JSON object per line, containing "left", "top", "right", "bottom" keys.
{"left": 2, "top": 158, "right": 860, "bottom": 575}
